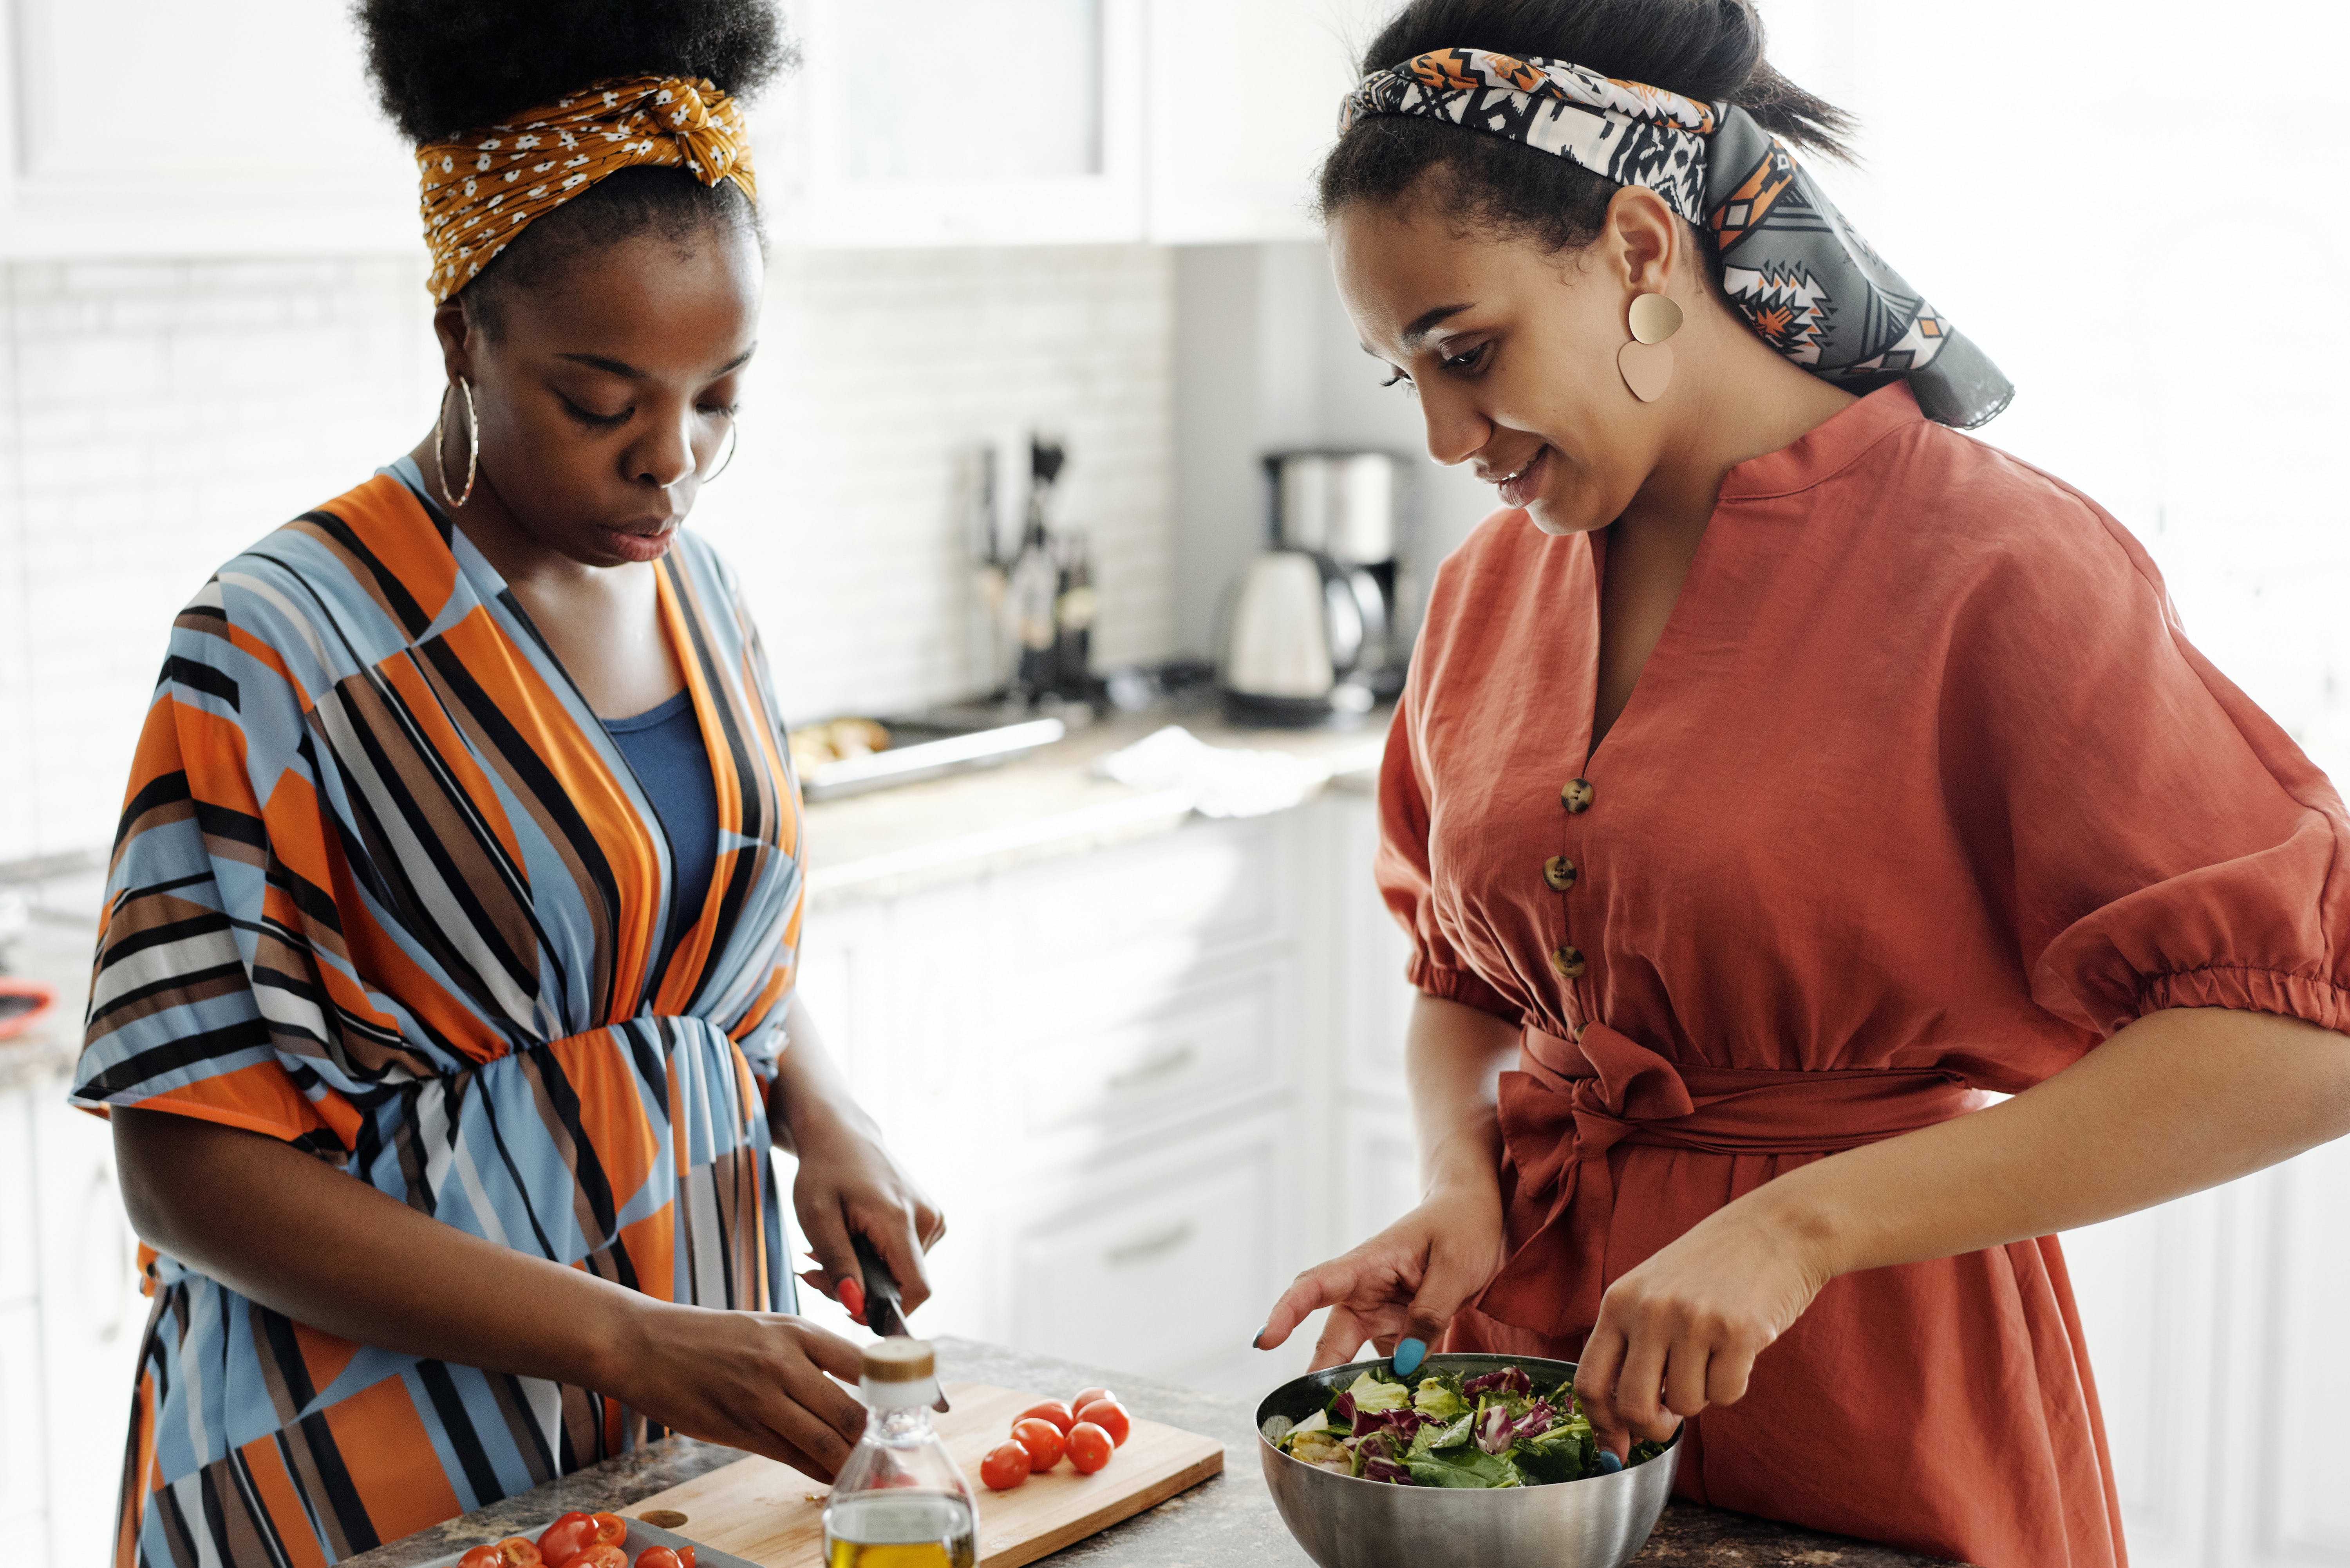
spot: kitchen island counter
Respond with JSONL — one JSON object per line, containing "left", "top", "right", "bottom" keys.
{"left": 343, "top": 1337, "right": 1969, "bottom": 1568}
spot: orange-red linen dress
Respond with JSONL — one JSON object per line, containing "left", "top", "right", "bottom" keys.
{"left": 1379, "top": 383, "right": 2350, "bottom": 1567}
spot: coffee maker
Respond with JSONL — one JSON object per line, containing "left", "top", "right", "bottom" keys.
{"left": 1217, "top": 450, "right": 1415, "bottom": 726}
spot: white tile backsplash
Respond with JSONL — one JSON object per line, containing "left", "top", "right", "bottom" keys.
{"left": 0, "top": 246, "right": 1177, "bottom": 863}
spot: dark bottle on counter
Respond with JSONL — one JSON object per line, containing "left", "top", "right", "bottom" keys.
{"left": 1053, "top": 528, "right": 1097, "bottom": 699}
{"left": 1009, "top": 436, "right": 1066, "bottom": 704}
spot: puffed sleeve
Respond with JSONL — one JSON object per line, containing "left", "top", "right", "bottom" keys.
{"left": 1940, "top": 479, "right": 2350, "bottom": 1038}
{"left": 1376, "top": 639, "right": 1524, "bottom": 1024}
{"left": 70, "top": 585, "right": 362, "bottom": 1155}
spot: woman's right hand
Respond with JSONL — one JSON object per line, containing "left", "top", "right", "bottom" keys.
{"left": 604, "top": 1300, "right": 869, "bottom": 1480}
{"left": 1254, "top": 1175, "right": 1509, "bottom": 1372}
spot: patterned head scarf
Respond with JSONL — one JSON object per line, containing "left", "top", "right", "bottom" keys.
{"left": 1341, "top": 49, "right": 2012, "bottom": 428}
{"left": 417, "top": 74, "right": 758, "bottom": 305}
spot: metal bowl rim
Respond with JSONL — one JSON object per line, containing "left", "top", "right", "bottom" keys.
{"left": 1253, "top": 1352, "right": 1685, "bottom": 1494}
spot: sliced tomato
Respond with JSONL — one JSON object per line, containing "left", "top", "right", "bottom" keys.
{"left": 589, "top": 1515, "right": 627, "bottom": 1548}
{"left": 677, "top": 1550, "right": 695, "bottom": 1568}
{"left": 1012, "top": 1416, "right": 1067, "bottom": 1472}
{"left": 1015, "top": 1399, "right": 1074, "bottom": 1436}
{"left": 980, "top": 1439, "right": 1032, "bottom": 1492}
{"left": 632, "top": 1550, "right": 680, "bottom": 1568}
{"left": 1074, "top": 1398, "right": 1131, "bottom": 1448}
{"left": 537, "top": 1517, "right": 598, "bottom": 1568}
{"left": 569, "top": 1546, "right": 628, "bottom": 1568}
{"left": 1067, "top": 1421, "right": 1114, "bottom": 1474}
{"left": 494, "top": 1538, "right": 545, "bottom": 1568}
{"left": 457, "top": 1547, "right": 503, "bottom": 1568}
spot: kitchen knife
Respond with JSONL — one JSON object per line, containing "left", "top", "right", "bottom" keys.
{"left": 851, "top": 1232, "right": 949, "bottom": 1413}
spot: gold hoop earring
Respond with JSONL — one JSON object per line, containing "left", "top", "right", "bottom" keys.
{"left": 434, "top": 377, "right": 480, "bottom": 509}
{"left": 701, "top": 419, "right": 739, "bottom": 484}
{"left": 1619, "top": 293, "right": 1683, "bottom": 403}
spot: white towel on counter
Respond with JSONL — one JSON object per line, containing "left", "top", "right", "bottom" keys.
{"left": 1094, "top": 724, "right": 1330, "bottom": 818}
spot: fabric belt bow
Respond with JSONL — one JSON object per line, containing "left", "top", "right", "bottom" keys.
{"left": 1475, "top": 1021, "right": 1990, "bottom": 1342}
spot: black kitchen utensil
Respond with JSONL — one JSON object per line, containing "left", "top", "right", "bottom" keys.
{"left": 851, "top": 1232, "right": 949, "bottom": 1413}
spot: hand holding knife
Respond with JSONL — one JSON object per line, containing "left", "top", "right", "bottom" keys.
{"left": 851, "top": 1231, "right": 950, "bottom": 1413}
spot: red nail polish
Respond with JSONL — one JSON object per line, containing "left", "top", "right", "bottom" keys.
{"left": 839, "top": 1277, "right": 866, "bottom": 1324}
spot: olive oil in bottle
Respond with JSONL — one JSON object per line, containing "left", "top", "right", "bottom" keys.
{"left": 822, "top": 1340, "right": 978, "bottom": 1568}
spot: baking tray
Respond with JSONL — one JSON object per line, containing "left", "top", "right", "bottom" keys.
{"left": 413, "top": 1516, "right": 756, "bottom": 1568}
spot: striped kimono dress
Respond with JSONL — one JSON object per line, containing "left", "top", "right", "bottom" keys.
{"left": 70, "top": 467, "right": 809, "bottom": 1567}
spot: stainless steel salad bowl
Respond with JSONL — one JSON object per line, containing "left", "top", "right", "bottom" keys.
{"left": 1255, "top": 1353, "right": 1681, "bottom": 1568}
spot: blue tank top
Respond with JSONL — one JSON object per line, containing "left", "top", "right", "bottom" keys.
{"left": 604, "top": 689, "right": 719, "bottom": 953}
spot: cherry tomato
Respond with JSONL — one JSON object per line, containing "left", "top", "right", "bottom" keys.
{"left": 1072, "top": 1387, "right": 1115, "bottom": 1412}
{"left": 570, "top": 1547, "right": 628, "bottom": 1568}
{"left": 980, "top": 1439, "right": 1033, "bottom": 1492}
{"left": 494, "top": 1539, "right": 544, "bottom": 1568}
{"left": 537, "top": 1515, "right": 589, "bottom": 1545}
{"left": 1075, "top": 1398, "right": 1131, "bottom": 1448}
{"left": 1016, "top": 1400, "right": 1075, "bottom": 1436}
{"left": 677, "top": 1550, "right": 695, "bottom": 1568}
{"left": 1067, "top": 1421, "right": 1114, "bottom": 1474}
{"left": 458, "top": 1547, "right": 503, "bottom": 1568}
{"left": 589, "top": 1515, "right": 627, "bottom": 1548}
{"left": 633, "top": 1551, "right": 680, "bottom": 1568}
{"left": 537, "top": 1517, "right": 598, "bottom": 1568}
{"left": 1011, "top": 1416, "right": 1067, "bottom": 1472}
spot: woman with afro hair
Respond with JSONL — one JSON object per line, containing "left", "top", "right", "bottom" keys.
{"left": 69, "top": 4, "right": 942, "bottom": 1562}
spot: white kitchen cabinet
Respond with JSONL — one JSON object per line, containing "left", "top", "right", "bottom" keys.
{"left": 33, "top": 1086, "right": 148, "bottom": 1568}
{"left": 0, "top": 0, "right": 416, "bottom": 258}
{"left": 1142, "top": 0, "right": 1393, "bottom": 244}
{"left": 0, "top": 1300, "right": 47, "bottom": 1564}
{"left": 0, "top": 1086, "right": 35, "bottom": 1306}
{"left": 766, "top": 0, "right": 1148, "bottom": 248}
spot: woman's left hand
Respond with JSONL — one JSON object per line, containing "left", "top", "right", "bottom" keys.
{"left": 1573, "top": 1194, "right": 1835, "bottom": 1461}
{"left": 789, "top": 1108, "right": 947, "bottom": 1321}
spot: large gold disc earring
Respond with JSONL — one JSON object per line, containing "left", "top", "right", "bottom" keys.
{"left": 1619, "top": 293, "right": 1683, "bottom": 403}
{"left": 434, "top": 376, "right": 480, "bottom": 509}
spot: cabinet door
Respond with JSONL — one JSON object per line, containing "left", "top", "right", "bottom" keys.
{"left": 774, "top": 0, "right": 1147, "bottom": 246}
{"left": 0, "top": 0, "right": 414, "bottom": 258}
{"left": 0, "top": 1087, "right": 34, "bottom": 1307}
{"left": 1004, "top": 1115, "right": 1292, "bottom": 1386}
{"left": 1144, "top": 0, "right": 1393, "bottom": 243}
{"left": 0, "top": 1300, "right": 46, "bottom": 1562}
{"left": 1329, "top": 790, "right": 1414, "bottom": 1102}
{"left": 32, "top": 1091, "right": 148, "bottom": 1568}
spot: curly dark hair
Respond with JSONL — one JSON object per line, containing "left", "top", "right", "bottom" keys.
{"left": 1320, "top": 0, "right": 1854, "bottom": 271}
{"left": 356, "top": 0, "right": 797, "bottom": 320}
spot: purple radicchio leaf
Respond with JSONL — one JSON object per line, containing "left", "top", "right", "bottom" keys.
{"left": 1475, "top": 1404, "right": 1515, "bottom": 1455}
{"left": 1362, "top": 1455, "right": 1415, "bottom": 1485}
{"left": 1332, "top": 1391, "right": 1358, "bottom": 1428}
{"left": 1463, "top": 1366, "right": 1533, "bottom": 1398}
{"left": 1355, "top": 1405, "right": 1426, "bottom": 1443}
{"left": 1513, "top": 1401, "right": 1557, "bottom": 1443}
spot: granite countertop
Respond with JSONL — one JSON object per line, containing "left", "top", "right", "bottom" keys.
{"left": 349, "top": 1338, "right": 1969, "bottom": 1568}
{"left": 800, "top": 703, "right": 1390, "bottom": 903}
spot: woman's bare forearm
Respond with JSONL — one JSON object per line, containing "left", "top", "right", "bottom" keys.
{"left": 1752, "top": 1006, "right": 2350, "bottom": 1277}
{"left": 1405, "top": 994, "right": 1520, "bottom": 1194}
{"left": 765, "top": 992, "right": 873, "bottom": 1155}
{"left": 112, "top": 1106, "right": 644, "bottom": 1386}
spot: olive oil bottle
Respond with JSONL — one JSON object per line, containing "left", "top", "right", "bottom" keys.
{"left": 822, "top": 1340, "right": 978, "bottom": 1568}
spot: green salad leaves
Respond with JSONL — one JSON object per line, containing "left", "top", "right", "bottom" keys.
{"left": 1260, "top": 1364, "right": 1666, "bottom": 1489}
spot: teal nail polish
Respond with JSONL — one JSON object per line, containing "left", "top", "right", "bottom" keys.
{"left": 1597, "top": 1449, "right": 1624, "bottom": 1474}
{"left": 1251, "top": 1325, "right": 1268, "bottom": 1350}
{"left": 1393, "top": 1337, "right": 1427, "bottom": 1377}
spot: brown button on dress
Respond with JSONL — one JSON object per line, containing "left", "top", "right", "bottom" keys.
{"left": 1371, "top": 383, "right": 2350, "bottom": 1568}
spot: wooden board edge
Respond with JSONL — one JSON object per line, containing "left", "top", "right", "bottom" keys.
{"left": 621, "top": 1453, "right": 773, "bottom": 1518}
{"left": 982, "top": 1443, "right": 1228, "bottom": 1568}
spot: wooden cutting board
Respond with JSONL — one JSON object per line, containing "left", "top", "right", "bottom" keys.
{"left": 622, "top": 1384, "right": 1225, "bottom": 1567}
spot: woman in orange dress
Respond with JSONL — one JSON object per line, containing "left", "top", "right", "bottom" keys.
{"left": 1253, "top": 4, "right": 2350, "bottom": 1564}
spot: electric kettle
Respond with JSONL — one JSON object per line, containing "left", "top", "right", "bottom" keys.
{"left": 1217, "top": 549, "right": 1372, "bottom": 727}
